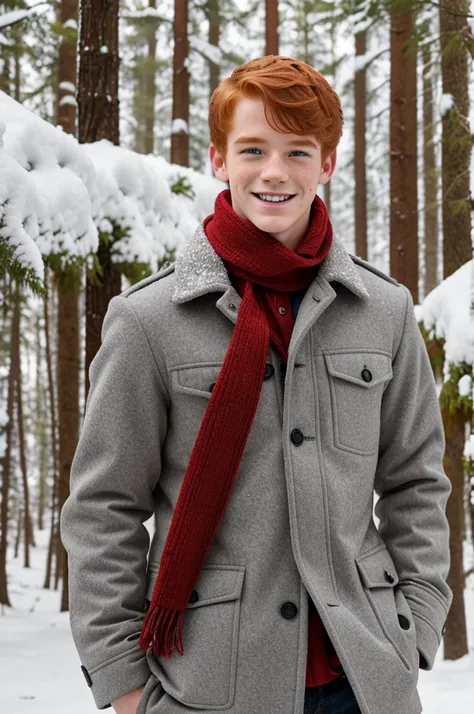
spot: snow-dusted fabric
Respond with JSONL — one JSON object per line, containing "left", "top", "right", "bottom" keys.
{"left": 139, "top": 188, "right": 333, "bottom": 659}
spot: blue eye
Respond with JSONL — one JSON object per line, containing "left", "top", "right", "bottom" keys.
{"left": 290, "top": 150, "right": 308, "bottom": 157}
{"left": 241, "top": 148, "right": 261, "bottom": 154}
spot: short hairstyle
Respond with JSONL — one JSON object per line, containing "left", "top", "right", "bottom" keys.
{"left": 209, "top": 55, "right": 343, "bottom": 162}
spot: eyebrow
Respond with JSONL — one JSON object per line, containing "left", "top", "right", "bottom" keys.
{"left": 233, "top": 136, "right": 318, "bottom": 149}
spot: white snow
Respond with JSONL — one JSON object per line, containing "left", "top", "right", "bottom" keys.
{"left": 171, "top": 118, "right": 189, "bottom": 135}
{"left": 0, "top": 6, "right": 48, "bottom": 29}
{"left": 440, "top": 93, "right": 454, "bottom": 117}
{"left": 1, "top": 528, "right": 472, "bottom": 713}
{"left": 458, "top": 374, "right": 472, "bottom": 397}
{"left": 99, "top": 45, "right": 108, "bottom": 54}
{"left": 63, "top": 18, "right": 77, "bottom": 31}
{"left": 416, "top": 260, "right": 474, "bottom": 379}
{"left": 58, "top": 81, "right": 76, "bottom": 93}
{"left": 1, "top": 92, "right": 222, "bottom": 278}
{"left": 58, "top": 95, "right": 77, "bottom": 107}
{"left": 189, "top": 35, "right": 222, "bottom": 65}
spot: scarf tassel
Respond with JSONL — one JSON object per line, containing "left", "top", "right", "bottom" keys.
{"left": 139, "top": 602, "right": 185, "bottom": 659}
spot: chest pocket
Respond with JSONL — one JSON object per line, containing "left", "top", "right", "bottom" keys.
{"left": 324, "top": 349, "right": 393, "bottom": 456}
{"left": 171, "top": 362, "right": 223, "bottom": 400}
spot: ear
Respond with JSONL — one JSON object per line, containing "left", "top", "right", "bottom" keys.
{"left": 209, "top": 144, "right": 229, "bottom": 183}
{"left": 318, "top": 149, "right": 337, "bottom": 185}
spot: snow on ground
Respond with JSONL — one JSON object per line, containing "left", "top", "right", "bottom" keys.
{"left": 1, "top": 528, "right": 473, "bottom": 713}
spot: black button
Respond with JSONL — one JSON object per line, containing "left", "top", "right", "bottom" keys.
{"left": 281, "top": 601, "right": 298, "bottom": 619}
{"left": 81, "top": 665, "right": 93, "bottom": 688}
{"left": 361, "top": 368, "right": 372, "bottom": 383}
{"left": 290, "top": 429, "right": 304, "bottom": 446}
{"left": 384, "top": 570, "right": 395, "bottom": 584}
{"left": 188, "top": 589, "right": 199, "bottom": 604}
{"left": 264, "top": 364, "right": 275, "bottom": 380}
{"left": 209, "top": 383, "right": 216, "bottom": 393}
{"left": 398, "top": 614, "right": 410, "bottom": 630}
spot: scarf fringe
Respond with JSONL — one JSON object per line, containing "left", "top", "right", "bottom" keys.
{"left": 139, "top": 602, "right": 185, "bottom": 659}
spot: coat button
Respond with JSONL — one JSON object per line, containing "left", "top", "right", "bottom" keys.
{"left": 264, "top": 364, "right": 275, "bottom": 380}
{"left": 278, "top": 306, "right": 287, "bottom": 315}
{"left": 281, "top": 602, "right": 298, "bottom": 619}
{"left": 361, "top": 367, "right": 372, "bottom": 382}
{"left": 384, "top": 570, "right": 395, "bottom": 584}
{"left": 188, "top": 589, "right": 199, "bottom": 604}
{"left": 398, "top": 614, "right": 410, "bottom": 630}
{"left": 290, "top": 429, "right": 304, "bottom": 446}
{"left": 81, "top": 665, "right": 93, "bottom": 687}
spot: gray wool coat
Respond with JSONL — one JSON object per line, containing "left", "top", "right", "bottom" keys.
{"left": 60, "top": 225, "right": 452, "bottom": 714}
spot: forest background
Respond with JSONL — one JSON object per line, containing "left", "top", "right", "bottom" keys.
{"left": 0, "top": 0, "right": 474, "bottom": 710}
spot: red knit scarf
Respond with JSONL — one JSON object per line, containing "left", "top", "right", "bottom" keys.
{"left": 139, "top": 188, "right": 333, "bottom": 659}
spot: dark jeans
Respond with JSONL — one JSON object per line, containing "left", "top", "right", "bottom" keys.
{"left": 304, "top": 674, "right": 361, "bottom": 714}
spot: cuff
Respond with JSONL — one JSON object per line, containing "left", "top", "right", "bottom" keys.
{"left": 401, "top": 582, "right": 449, "bottom": 670}
{"left": 83, "top": 644, "right": 151, "bottom": 710}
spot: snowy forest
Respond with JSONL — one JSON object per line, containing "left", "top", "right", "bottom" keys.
{"left": 1, "top": 0, "right": 473, "bottom": 711}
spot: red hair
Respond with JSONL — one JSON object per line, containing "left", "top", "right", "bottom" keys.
{"left": 209, "top": 55, "right": 343, "bottom": 162}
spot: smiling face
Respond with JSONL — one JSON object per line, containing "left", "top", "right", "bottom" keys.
{"left": 209, "top": 96, "right": 337, "bottom": 251}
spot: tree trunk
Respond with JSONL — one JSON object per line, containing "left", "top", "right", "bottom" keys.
{"left": 390, "top": 4, "right": 418, "bottom": 301}
{"left": 43, "top": 269, "right": 59, "bottom": 590}
{"left": 35, "top": 315, "right": 48, "bottom": 532}
{"left": 143, "top": 0, "right": 158, "bottom": 155}
{"left": 56, "top": 271, "right": 80, "bottom": 611}
{"left": 171, "top": 0, "right": 190, "bottom": 167}
{"left": 265, "top": 0, "right": 279, "bottom": 56}
{"left": 16, "top": 289, "right": 32, "bottom": 568}
{"left": 77, "top": 0, "right": 122, "bottom": 395}
{"left": 85, "top": 243, "right": 122, "bottom": 398}
{"left": 354, "top": 30, "right": 368, "bottom": 260}
{"left": 323, "top": 183, "right": 331, "bottom": 217}
{"left": 77, "top": 0, "right": 120, "bottom": 144}
{"left": 439, "top": 0, "right": 471, "bottom": 661}
{"left": 208, "top": 0, "right": 220, "bottom": 98}
{"left": 0, "top": 281, "right": 21, "bottom": 607}
{"left": 422, "top": 44, "right": 438, "bottom": 297}
{"left": 439, "top": 0, "right": 471, "bottom": 278}
{"left": 14, "top": 508, "right": 21, "bottom": 559}
{"left": 441, "top": 405, "right": 469, "bottom": 659}
{"left": 56, "top": 0, "right": 78, "bottom": 134}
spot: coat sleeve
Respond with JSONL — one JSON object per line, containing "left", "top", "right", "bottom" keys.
{"left": 60, "top": 294, "right": 169, "bottom": 709}
{"left": 374, "top": 284, "right": 453, "bottom": 671}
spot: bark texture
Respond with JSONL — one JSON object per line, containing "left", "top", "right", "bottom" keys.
{"left": 442, "top": 405, "right": 469, "bottom": 659}
{"left": 56, "top": 0, "right": 78, "bottom": 134}
{"left": 207, "top": 0, "right": 220, "bottom": 98}
{"left": 171, "top": 0, "right": 190, "bottom": 167}
{"left": 355, "top": 30, "right": 368, "bottom": 260}
{"left": 77, "top": 0, "right": 120, "bottom": 144}
{"left": 439, "top": 0, "right": 471, "bottom": 662}
{"left": 265, "top": 0, "right": 279, "bottom": 56}
{"left": 390, "top": 5, "right": 419, "bottom": 301}
{"left": 143, "top": 0, "right": 158, "bottom": 155}
{"left": 422, "top": 44, "right": 438, "bottom": 297}
{"left": 439, "top": 0, "right": 472, "bottom": 279}
{"left": 56, "top": 272, "right": 80, "bottom": 610}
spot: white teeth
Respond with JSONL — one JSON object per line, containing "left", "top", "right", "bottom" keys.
{"left": 257, "top": 194, "right": 293, "bottom": 203}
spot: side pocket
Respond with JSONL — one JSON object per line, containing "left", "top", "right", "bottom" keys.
{"left": 146, "top": 564, "right": 245, "bottom": 710}
{"left": 355, "top": 545, "right": 416, "bottom": 672}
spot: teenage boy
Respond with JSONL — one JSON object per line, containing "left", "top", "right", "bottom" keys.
{"left": 61, "top": 56, "right": 452, "bottom": 714}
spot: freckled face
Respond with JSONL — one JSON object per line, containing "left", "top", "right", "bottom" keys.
{"left": 209, "top": 97, "right": 336, "bottom": 251}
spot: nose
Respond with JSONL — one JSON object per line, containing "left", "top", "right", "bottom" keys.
{"left": 260, "top": 153, "right": 289, "bottom": 183}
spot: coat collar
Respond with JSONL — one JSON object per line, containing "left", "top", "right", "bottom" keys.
{"left": 172, "top": 223, "right": 369, "bottom": 304}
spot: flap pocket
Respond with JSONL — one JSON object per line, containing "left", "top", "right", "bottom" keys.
{"left": 324, "top": 350, "right": 392, "bottom": 389}
{"left": 146, "top": 563, "right": 245, "bottom": 607}
{"left": 355, "top": 545, "right": 400, "bottom": 588}
{"left": 170, "top": 362, "right": 223, "bottom": 399}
